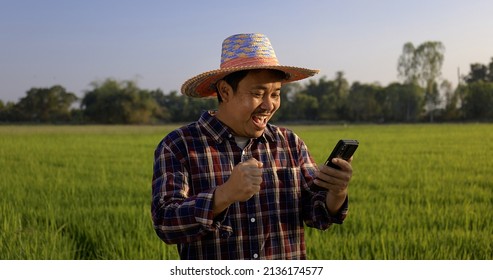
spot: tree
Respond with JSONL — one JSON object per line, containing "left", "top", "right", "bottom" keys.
{"left": 0, "top": 100, "right": 6, "bottom": 121}
{"left": 272, "top": 82, "right": 302, "bottom": 122}
{"left": 424, "top": 81, "right": 440, "bottom": 122}
{"left": 464, "top": 58, "right": 493, "bottom": 84}
{"left": 0, "top": 101, "right": 16, "bottom": 122}
{"left": 397, "top": 42, "right": 419, "bottom": 84}
{"left": 304, "top": 73, "right": 349, "bottom": 121}
{"left": 440, "top": 80, "right": 461, "bottom": 121}
{"left": 415, "top": 42, "right": 445, "bottom": 86}
{"left": 292, "top": 92, "right": 319, "bottom": 121}
{"left": 460, "top": 57, "right": 493, "bottom": 121}
{"left": 488, "top": 57, "right": 493, "bottom": 82}
{"left": 345, "top": 82, "right": 383, "bottom": 122}
{"left": 304, "top": 77, "right": 335, "bottom": 120}
{"left": 81, "top": 79, "right": 160, "bottom": 124}
{"left": 462, "top": 81, "right": 493, "bottom": 121}
{"left": 13, "top": 85, "right": 77, "bottom": 122}
{"left": 465, "top": 63, "right": 488, "bottom": 83}
{"left": 382, "top": 82, "right": 424, "bottom": 122}
{"left": 397, "top": 41, "right": 445, "bottom": 122}
{"left": 333, "top": 71, "right": 350, "bottom": 118}
{"left": 149, "top": 89, "right": 172, "bottom": 122}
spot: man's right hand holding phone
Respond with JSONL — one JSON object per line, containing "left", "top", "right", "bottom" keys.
{"left": 314, "top": 156, "right": 354, "bottom": 216}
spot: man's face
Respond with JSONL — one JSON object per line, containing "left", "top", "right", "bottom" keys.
{"left": 218, "top": 70, "right": 282, "bottom": 138}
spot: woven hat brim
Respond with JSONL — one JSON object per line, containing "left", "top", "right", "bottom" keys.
{"left": 181, "top": 66, "right": 319, "bottom": 98}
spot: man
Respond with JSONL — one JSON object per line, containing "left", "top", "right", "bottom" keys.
{"left": 151, "top": 33, "right": 353, "bottom": 259}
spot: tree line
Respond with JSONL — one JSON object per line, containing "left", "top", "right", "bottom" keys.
{"left": 1, "top": 42, "right": 493, "bottom": 124}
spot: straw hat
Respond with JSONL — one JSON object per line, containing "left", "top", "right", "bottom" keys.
{"left": 181, "top": 33, "right": 319, "bottom": 98}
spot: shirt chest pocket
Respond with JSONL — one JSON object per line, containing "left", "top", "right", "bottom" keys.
{"left": 263, "top": 167, "right": 302, "bottom": 210}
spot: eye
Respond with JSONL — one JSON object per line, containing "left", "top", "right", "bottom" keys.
{"left": 252, "top": 92, "right": 264, "bottom": 98}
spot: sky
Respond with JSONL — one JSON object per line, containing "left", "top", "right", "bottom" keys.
{"left": 1, "top": 0, "right": 492, "bottom": 103}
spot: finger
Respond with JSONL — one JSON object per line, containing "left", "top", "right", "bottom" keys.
{"left": 244, "top": 157, "right": 259, "bottom": 165}
{"left": 347, "top": 156, "right": 354, "bottom": 164}
{"left": 314, "top": 177, "right": 347, "bottom": 193}
{"left": 243, "top": 161, "right": 263, "bottom": 175}
{"left": 331, "top": 158, "right": 353, "bottom": 172}
{"left": 316, "top": 173, "right": 347, "bottom": 188}
{"left": 238, "top": 160, "right": 260, "bottom": 173}
{"left": 251, "top": 180, "right": 262, "bottom": 188}
{"left": 247, "top": 173, "right": 263, "bottom": 186}
{"left": 316, "top": 165, "right": 340, "bottom": 180}
{"left": 316, "top": 167, "right": 351, "bottom": 186}
{"left": 312, "top": 178, "right": 329, "bottom": 190}
{"left": 244, "top": 157, "right": 263, "bottom": 168}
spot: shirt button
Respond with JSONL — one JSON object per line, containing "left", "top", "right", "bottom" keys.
{"left": 253, "top": 253, "right": 259, "bottom": 259}
{"left": 250, "top": 217, "right": 256, "bottom": 223}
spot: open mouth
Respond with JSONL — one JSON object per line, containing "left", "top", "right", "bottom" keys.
{"left": 252, "top": 115, "right": 268, "bottom": 129}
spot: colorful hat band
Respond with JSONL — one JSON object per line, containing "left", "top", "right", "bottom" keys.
{"left": 220, "top": 57, "right": 280, "bottom": 68}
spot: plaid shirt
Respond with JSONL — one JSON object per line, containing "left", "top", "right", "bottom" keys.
{"left": 151, "top": 111, "right": 348, "bottom": 260}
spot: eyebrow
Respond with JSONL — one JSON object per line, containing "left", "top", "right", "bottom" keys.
{"left": 251, "top": 84, "right": 282, "bottom": 91}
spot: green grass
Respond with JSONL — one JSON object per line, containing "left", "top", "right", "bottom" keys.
{"left": 1, "top": 124, "right": 492, "bottom": 259}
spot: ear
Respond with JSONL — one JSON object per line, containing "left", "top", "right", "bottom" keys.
{"left": 216, "top": 80, "right": 233, "bottom": 102}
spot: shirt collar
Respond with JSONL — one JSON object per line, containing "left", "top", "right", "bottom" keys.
{"left": 198, "top": 111, "right": 276, "bottom": 144}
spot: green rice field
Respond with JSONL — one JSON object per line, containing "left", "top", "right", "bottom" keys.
{"left": 1, "top": 124, "right": 492, "bottom": 259}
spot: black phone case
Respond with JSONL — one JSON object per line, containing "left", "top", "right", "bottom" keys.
{"left": 324, "top": 139, "right": 359, "bottom": 170}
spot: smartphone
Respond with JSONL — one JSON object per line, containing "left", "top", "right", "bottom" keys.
{"left": 324, "top": 139, "right": 359, "bottom": 169}
{"left": 311, "top": 139, "right": 359, "bottom": 192}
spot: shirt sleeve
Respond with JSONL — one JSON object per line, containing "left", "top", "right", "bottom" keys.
{"left": 151, "top": 137, "right": 228, "bottom": 244}
{"left": 305, "top": 190, "right": 348, "bottom": 229}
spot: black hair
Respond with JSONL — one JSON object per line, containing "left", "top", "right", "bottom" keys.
{"left": 215, "top": 70, "right": 249, "bottom": 103}
{"left": 215, "top": 69, "right": 287, "bottom": 103}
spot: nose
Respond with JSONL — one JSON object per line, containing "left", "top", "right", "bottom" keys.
{"left": 260, "top": 94, "right": 276, "bottom": 111}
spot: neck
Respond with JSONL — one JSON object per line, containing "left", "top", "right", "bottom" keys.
{"left": 215, "top": 109, "right": 238, "bottom": 135}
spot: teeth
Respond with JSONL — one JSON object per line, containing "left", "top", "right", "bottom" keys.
{"left": 255, "top": 116, "right": 267, "bottom": 122}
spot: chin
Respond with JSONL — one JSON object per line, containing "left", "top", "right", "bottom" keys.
{"left": 251, "top": 130, "right": 265, "bottom": 138}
